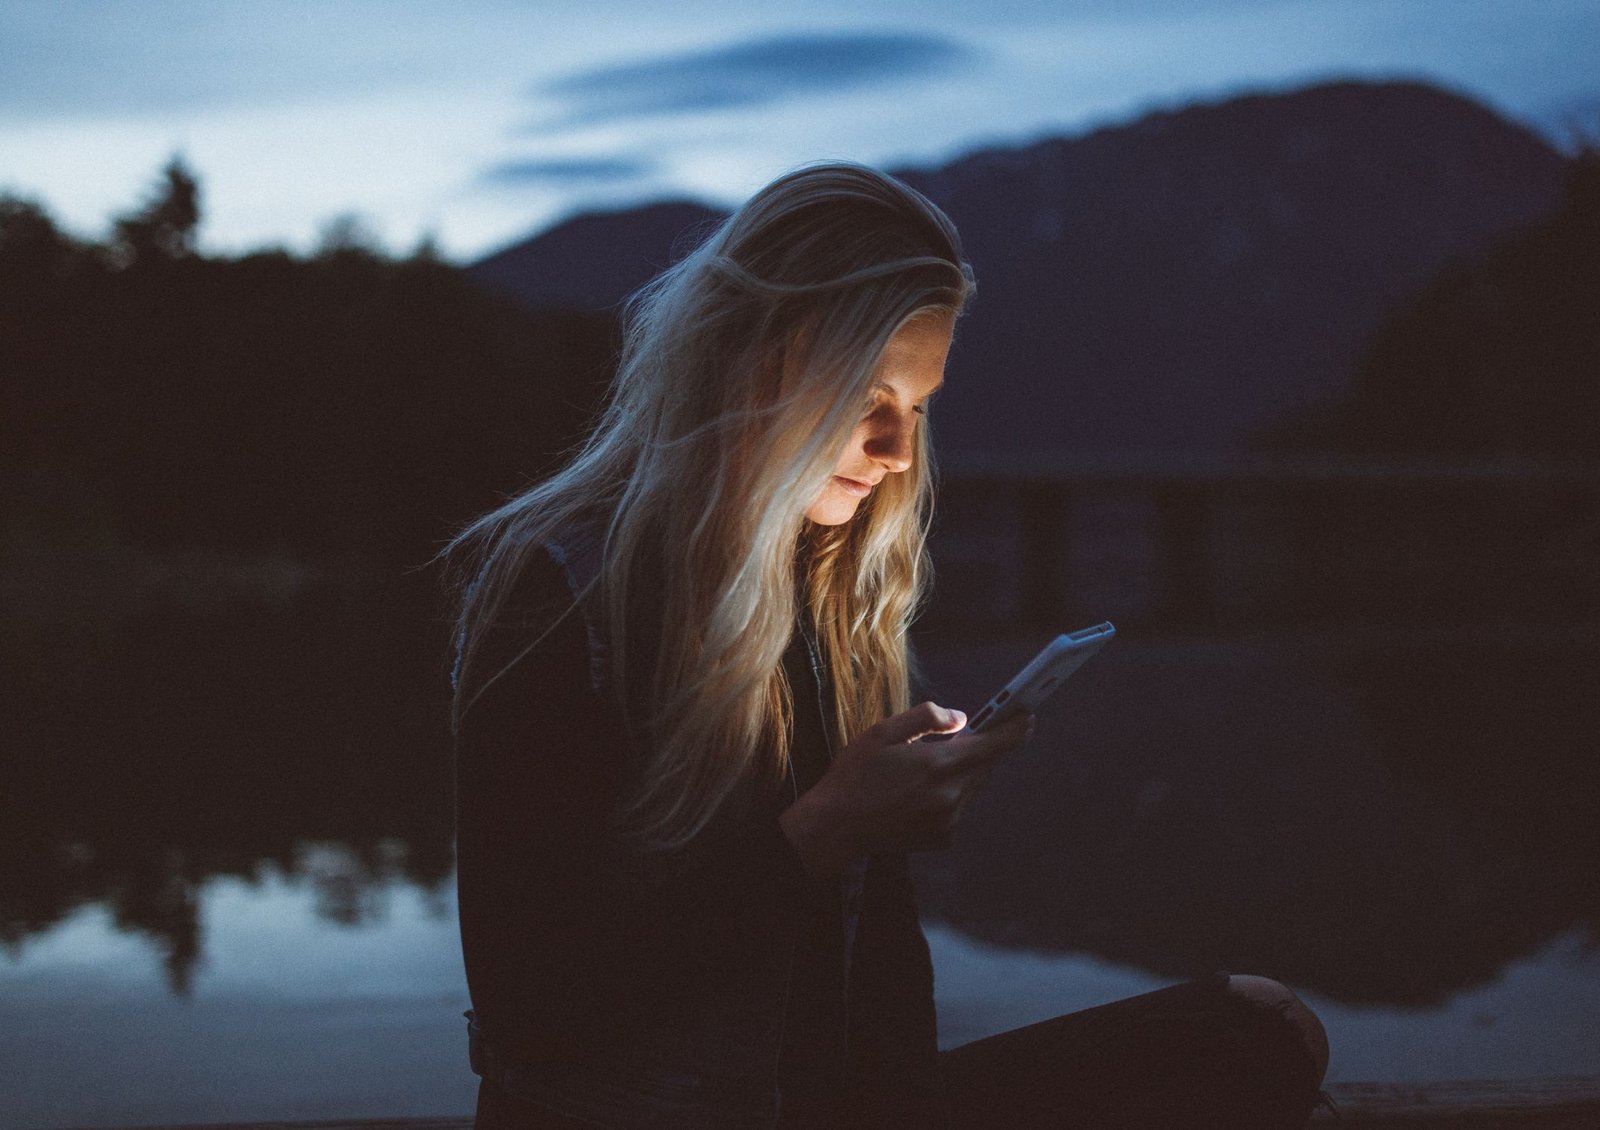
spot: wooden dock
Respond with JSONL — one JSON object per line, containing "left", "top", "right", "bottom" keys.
{"left": 1311, "top": 1077, "right": 1600, "bottom": 1126}
{"left": 73, "top": 1076, "right": 1600, "bottom": 1130}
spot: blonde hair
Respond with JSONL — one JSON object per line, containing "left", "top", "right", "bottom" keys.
{"left": 443, "top": 162, "right": 973, "bottom": 849}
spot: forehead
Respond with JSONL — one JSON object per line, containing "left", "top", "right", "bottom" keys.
{"left": 872, "top": 310, "right": 953, "bottom": 396}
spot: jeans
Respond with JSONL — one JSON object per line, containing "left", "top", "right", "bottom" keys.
{"left": 475, "top": 973, "right": 1326, "bottom": 1129}
{"left": 938, "top": 973, "right": 1325, "bottom": 1129}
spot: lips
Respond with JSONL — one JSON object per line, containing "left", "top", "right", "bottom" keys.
{"left": 833, "top": 475, "right": 874, "bottom": 497}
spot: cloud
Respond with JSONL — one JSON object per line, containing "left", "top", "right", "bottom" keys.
{"left": 534, "top": 30, "right": 979, "bottom": 128}
{"left": 479, "top": 156, "right": 658, "bottom": 186}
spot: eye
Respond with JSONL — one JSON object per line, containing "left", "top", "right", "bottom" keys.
{"left": 912, "top": 402, "right": 928, "bottom": 416}
{"left": 860, "top": 390, "right": 894, "bottom": 420}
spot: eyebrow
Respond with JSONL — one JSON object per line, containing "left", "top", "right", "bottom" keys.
{"left": 875, "top": 380, "right": 943, "bottom": 398}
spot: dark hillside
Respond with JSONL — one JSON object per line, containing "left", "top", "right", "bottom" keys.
{"left": 472, "top": 200, "right": 723, "bottom": 312}
{"left": 1256, "top": 149, "right": 1600, "bottom": 461}
{"left": 904, "top": 80, "right": 1566, "bottom": 457}
{"left": 471, "top": 81, "right": 1567, "bottom": 458}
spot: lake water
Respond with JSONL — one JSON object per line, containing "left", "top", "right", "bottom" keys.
{"left": 4, "top": 563, "right": 1597, "bottom": 1128}
{"left": 4, "top": 865, "right": 1598, "bottom": 1129}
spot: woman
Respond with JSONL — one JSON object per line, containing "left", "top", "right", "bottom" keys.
{"left": 444, "top": 163, "right": 1328, "bottom": 1128}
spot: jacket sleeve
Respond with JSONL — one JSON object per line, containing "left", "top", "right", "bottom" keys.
{"left": 453, "top": 546, "right": 627, "bottom": 1047}
{"left": 843, "top": 851, "right": 944, "bottom": 1127}
{"left": 453, "top": 546, "right": 832, "bottom": 1050}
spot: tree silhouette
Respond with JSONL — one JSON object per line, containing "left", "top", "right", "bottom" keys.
{"left": 110, "top": 155, "right": 202, "bottom": 267}
{"left": 2, "top": 156, "right": 618, "bottom": 562}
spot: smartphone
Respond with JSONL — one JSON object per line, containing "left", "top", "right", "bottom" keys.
{"left": 961, "top": 622, "right": 1116, "bottom": 734}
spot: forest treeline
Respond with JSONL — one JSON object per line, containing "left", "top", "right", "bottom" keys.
{"left": 4, "top": 150, "right": 1596, "bottom": 582}
{"left": 1, "top": 159, "right": 617, "bottom": 571}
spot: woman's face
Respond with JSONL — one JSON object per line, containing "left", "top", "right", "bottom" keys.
{"left": 805, "top": 309, "right": 954, "bottom": 526}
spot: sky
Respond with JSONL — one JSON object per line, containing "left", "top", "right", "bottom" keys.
{"left": 2, "top": 0, "right": 1596, "bottom": 262}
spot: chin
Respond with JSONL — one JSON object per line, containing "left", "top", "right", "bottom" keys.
{"left": 805, "top": 496, "right": 863, "bottom": 526}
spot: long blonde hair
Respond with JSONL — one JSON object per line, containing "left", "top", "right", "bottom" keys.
{"left": 443, "top": 162, "right": 973, "bottom": 849}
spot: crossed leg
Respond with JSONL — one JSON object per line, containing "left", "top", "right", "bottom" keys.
{"left": 941, "top": 972, "right": 1328, "bottom": 1129}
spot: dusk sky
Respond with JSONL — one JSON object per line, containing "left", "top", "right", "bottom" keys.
{"left": 3, "top": 0, "right": 1596, "bottom": 261}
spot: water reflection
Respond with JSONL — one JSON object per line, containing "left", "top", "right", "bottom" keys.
{"left": 3, "top": 554, "right": 1598, "bottom": 1126}
{"left": 4, "top": 872, "right": 1597, "bottom": 1128}
{"left": 0, "top": 564, "right": 456, "bottom": 994}
{"left": 0, "top": 869, "right": 475, "bottom": 1129}
{"left": 2, "top": 532, "right": 1596, "bottom": 1009}
{"left": 910, "top": 628, "right": 1600, "bottom": 1006}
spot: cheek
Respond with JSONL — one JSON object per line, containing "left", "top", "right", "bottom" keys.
{"left": 834, "top": 424, "right": 871, "bottom": 470}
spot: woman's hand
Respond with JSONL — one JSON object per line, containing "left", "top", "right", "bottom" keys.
{"left": 778, "top": 701, "right": 1034, "bottom": 879}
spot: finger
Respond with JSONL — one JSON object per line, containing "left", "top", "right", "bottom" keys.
{"left": 947, "top": 759, "right": 999, "bottom": 794}
{"left": 930, "top": 713, "right": 1032, "bottom": 775}
{"left": 875, "top": 701, "right": 966, "bottom": 746}
{"left": 1000, "top": 710, "right": 1035, "bottom": 740}
{"left": 939, "top": 758, "right": 997, "bottom": 799}
{"left": 984, "top": 712, "right": 1035, "bottom": 756}
{"left": 979, "top": 710, "right": 1033, "bottom": 746}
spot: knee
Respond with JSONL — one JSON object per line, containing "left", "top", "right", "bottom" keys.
{"left": 1226, "top": 974, "right": 1329, "bottom": 1084}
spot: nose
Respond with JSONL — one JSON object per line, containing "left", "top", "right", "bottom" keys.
{"left": 864, "top": 412, "right": 915, "bottom": 474}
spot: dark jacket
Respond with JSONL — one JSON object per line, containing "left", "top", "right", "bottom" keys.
{"left": 453, "top": 520, "right": 941, "bottom": 1128}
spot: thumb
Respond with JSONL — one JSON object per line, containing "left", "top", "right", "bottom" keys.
{"left": 878, "top": 701, "right": 966, "bottom": 745}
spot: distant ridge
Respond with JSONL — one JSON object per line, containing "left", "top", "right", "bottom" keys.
{"left": 472, "top": 200, "right": 723, "bottom": 312}
{"left": 470, "top": 80, "right": 1566, "bottom": 456}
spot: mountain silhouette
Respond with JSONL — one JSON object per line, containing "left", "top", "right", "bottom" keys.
{"left": 470, "top": 80, "right": 1566, "bottom": 458}
{"left": 472, "top": 200, "right": 723, "bottom": 312}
